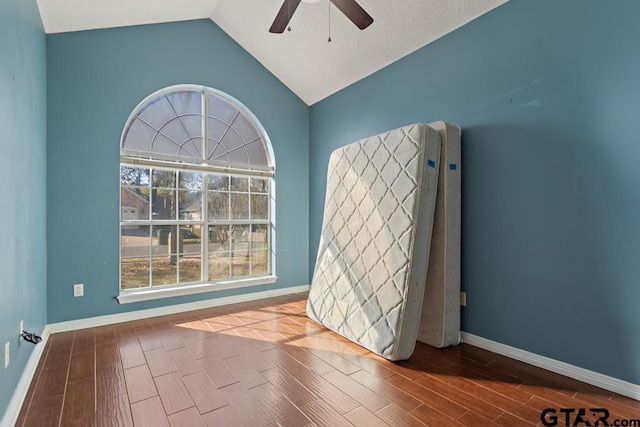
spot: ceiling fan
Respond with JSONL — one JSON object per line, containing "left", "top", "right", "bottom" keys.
{"left": 269, "top": 0, "right": 373, "bottom": 33}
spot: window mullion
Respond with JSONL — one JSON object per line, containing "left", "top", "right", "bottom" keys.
{"left": 228, "top": 192, "right": 232, "bottom": 278}
{"left": 248, "top": 185, "right": 253, "bottom": 276}
{"left": 175, "top": 171, "right": 180, "bottom": 284}
{"left": 203, "top": 181, "right": 209, "bottom": 283}
{"left": 202, "top": 94, "right": 209, "bottom": 284}
{"left": 201, "top": 91, "right": 207, "bottom": 164}
{"left": 268, "top": 179, "right": 273, "bottom": 276}
{"left": 148, "top": 176, "right": 153, "bottom": 288}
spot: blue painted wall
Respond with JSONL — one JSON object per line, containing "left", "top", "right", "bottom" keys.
{"left": 46, "top": 19, "right": 309, "bottom": 323}
{"left": 310, "top": 0, "right": 640, "bottom": 384}
{"left": 0, "top": 0, "right": 47, "bottom": 419}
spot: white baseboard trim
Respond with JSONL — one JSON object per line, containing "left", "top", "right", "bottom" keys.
{"left": 48, "top": 284, "right": 310, "bottom": 333}
{"left": 1, "top": 327, "right": 50, "bottom": 427}
{"left": 461, "top": 332, "right": 640, "bottom": 401}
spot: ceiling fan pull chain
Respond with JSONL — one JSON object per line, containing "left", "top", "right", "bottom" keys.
{"left": 328, "top": 0, "right": 332, "bottom": 42}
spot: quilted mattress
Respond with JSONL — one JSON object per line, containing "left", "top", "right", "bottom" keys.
{"left": 417, "top": 121, "right": 462, "bottom": 348}
{"left": 307, "top": 123, "right": 441, "bottom": 360}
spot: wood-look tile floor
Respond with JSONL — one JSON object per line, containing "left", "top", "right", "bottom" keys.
{"left": 16, "top": 293, "right": 640, "bottom": 426}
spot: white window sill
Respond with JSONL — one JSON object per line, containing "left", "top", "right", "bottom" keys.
{"left": 117, "top": 275, "right": 278, "bottom": 304}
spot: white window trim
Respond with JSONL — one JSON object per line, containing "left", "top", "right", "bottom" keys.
{"left": 117, "top": 275, "right": 278, "bottom": 304}
{"left": 118, "top": 85, "right": 277, "bottom": 303}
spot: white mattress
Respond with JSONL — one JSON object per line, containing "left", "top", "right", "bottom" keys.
{"left": 307, "top": 123, "right": 441, "bottom": 361}
{"left": 416, "top": 121, "right": 462, "bottom": 348}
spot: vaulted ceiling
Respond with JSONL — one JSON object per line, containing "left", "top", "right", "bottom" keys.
{"left": 36, "top": 0, "right": 508, "bottom": 105}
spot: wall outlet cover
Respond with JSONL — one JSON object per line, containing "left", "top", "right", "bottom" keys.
{"left": 73, "top": 283, "right": 84, "bottom": 297}
{"left": 4, "top": 342, "right": 9, "bottom": 368}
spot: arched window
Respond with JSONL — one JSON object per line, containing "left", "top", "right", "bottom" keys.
{"left": 119, "top": 85, "right": 276, "bottom": 303}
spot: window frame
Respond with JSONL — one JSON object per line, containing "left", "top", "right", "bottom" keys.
{"left": 117, "top": 85, "right": 276, "bottom": 304}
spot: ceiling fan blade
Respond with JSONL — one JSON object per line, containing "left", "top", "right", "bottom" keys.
{"left": 269, "top": 0, "right": 303, "bottom": 33}
{"left": 330, "top": 0, "right": 373, "bottom": 30}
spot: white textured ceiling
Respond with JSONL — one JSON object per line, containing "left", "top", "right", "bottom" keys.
{"left": 37, "top": 0, "right": 508, "bottom": 105}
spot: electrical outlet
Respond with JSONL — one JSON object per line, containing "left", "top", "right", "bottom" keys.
{"left": 4, "top": 342, "right": 9, "bottom": 368}
{"left": 73, "top": 283, "right": 84, "bottom": 297}
{"left": 19, "top": 320, "right": 23, "bottom": 340}
{"left": 460, "top": 292, "right": 467, "bottom": 306}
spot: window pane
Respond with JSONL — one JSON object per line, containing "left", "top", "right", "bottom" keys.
{"left": 209, "top": 225, "right": 230, "bottom": 280}
{"left": 228, "top": 146, "right": 249, "bottom": 165}
{"left": 152, "top": 256, "right": 177, "bottom": 286}
{"left": 230, "top": 177, "right": 248, "bottom": 192}
{"left": 179, "top": 255, "right": 202, "bottom": 283}
{"left": 159, "top": 118, "right": 190, "bottom": 154}
{"left": 250, "top": 194, "right": 268, "bottom": 220}
{"left": 137, "top": 96, "right": 175, "bottom": 130}
{"left": 251, "top": 249, "right": 268, "bottom": 275}
{"left": 231, "top": 225, "right": 250, "bottom": 248}
{"left": 123, "top": 119, "right": 156, "bottom": 153}
{"left": 207, "top": 94, "right": 238, "bottom": 124}
{"left": 208, "top": 192, "right": 229, "bottom": 220}
{"left": 251, "top": 224, "right": 268, "bottom": 250}
{"left": 231, "top": 113, "right": 260, "bottom": 143}
{"left": 179, "top": 136, "right": 202, "bottom": 160}
{"left": 178, "top": 190, "right": 202, "bottom": 220}
{"left": 152, "top": 170, "right": 176, "bottom": 188}
{"left": 250, "top": 178, "right": 268, "bottom": 194}
{"left": 208, "top": 174, "right": 229, "bottom": 191}
{"left": 231, "top": 251, "right": 250, "bottom": 277}
{"left": 152, "top": 188, "right": 177, "bottom": 220}
{"left": 207, "top": 117, "right": 228, "bottom": 142}
{"left": 177, "top": 115, "right": 203, "bottom": 142}
{"left": 121, "top": 258, "right": 150, "bottom": 289}
{"left": 208, "top": 225, "right": 230, "bottom": 252}
{"left": 152, "top": 225, "right": 178, "bottom": 255}
{"left": 209, "top": 252, "right": 230, "bottom": 280}
{"left": 246, "top": 140, "right": 268, "bottom": 167}
{"left": 121, "top": 166, "right": 150, "bottom": 186}
{"left": 167, "top": 91, "right": 202, "bottom": 116}
{"left": 231, "top": 225, "right": 250, "bottom": 277}
{"left": 207, "top": 141, "right": 229, "bottom": 164}
{"left": 182, "top": 225, "right": 202, "bottom": 254}
{"left": 179, "top": 172, "right": 203, "bottom": 190}
{"left": 230, "top": 193, "right": 249, "bottom": 220}
{"left": 151, "top": 134, "right": 182, "bottom": 157}
{"left": 121, "top": 187, "right": 150, "bottom": 220}
{"left": 121, "top": 225, "right": 150, "bottom": 258}
{"left": 218, "top": 131, "right": 244, "bottom": 155}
